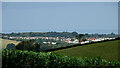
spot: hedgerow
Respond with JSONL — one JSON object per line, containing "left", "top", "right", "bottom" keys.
{"left": 2, "top": 49, "right": 120, "bottom": 68}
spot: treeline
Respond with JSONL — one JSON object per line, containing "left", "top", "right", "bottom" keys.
{"left": 2, "top": 32, "right": 117, "bottom": 38}
{"left": 83, "top": 32, "right": 117, "bottom": 38}
{"left": 2, "top": 32, "right": 78, "bottom": 38}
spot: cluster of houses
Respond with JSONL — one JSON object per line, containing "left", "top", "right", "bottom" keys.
{"left": 9, "top": 36, "right": 116, "bottom": 44}
{"left": 9, "top": 37, "right": 60, "bottom": 40}
{"left": 43, "top": 42, "right": 57, "bottom": 45}
{"left": 65, "top": 37, "right": 116, "bottom": 44}
{"left": 87, "top": 38, "right": 115, "bottom": 42}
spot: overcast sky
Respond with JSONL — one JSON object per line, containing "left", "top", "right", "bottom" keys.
{"left": 2, "top": 2, "right": 118, "bottom": 34}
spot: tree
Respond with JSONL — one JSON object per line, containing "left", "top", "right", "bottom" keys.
{"left": 16, "top": 39, "right": 41, "bottom": 52}
{"left": 70, "top": 38, "right": 74, "bottom": 41}
{"left": 72, "top": 32, "right": 78, "bottom": 37}
{"left": 34, "top": 43, "right": 40, "bottom": 52}
{"left": 6, "top": 43, "right": 15, "bottom": 49}
{"left": 82, "top": 39, "right": 87, "bottom": 41}
{"left": 111, "top": 32, "right": 115, "bottom": 35}
{"left": 85, "top": 33, "right": 88, "bottom": 35}
{"left": 76, "top": 34, "right": 84, "bottom": 43}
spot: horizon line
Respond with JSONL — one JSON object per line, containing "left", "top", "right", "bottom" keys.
{"left": 1, "top": 31, "right": 117, "bottom": 34}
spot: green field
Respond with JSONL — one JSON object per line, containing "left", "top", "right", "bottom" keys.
{"left": 0, "top": 39, "right": 20, "bottom": 49}
{"left": 53, "top": 40, "right": 119, "bottom": 61}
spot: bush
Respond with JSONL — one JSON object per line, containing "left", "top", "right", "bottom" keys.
{"left": 16, "top": 40, "right": 40, "bottom": 52}
{"left": 2, "top": 49, "right": 120, "bottom": 68}
{"left": 6, "top": 43, "right": 15, "bottom": 49}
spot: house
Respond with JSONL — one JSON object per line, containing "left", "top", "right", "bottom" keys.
{"left": 51, "top": 42, "right": 57, "bottom": 45}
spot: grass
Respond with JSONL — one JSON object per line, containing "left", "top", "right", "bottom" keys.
{"left": 52, "top": 40, "right": 119, "bottom": 61}
{"left": 0, "top": 39, "right": 20, "bottom": 49}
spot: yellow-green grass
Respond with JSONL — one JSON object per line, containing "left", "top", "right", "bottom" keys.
{"left": 52, "top": 40, "right": 119, "bottom": 61}
{"left": 0, "top": 39, "right": 20, "bottom": 49}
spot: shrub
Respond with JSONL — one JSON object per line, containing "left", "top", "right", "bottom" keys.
{"left": 6, "top": 43, "right": 15, "bottom": 49}
{"left": 16, "top": 40, "right": 40, "bottom": 52}
{"left": 2, "top": 49, "right": 120, "bottom": 68}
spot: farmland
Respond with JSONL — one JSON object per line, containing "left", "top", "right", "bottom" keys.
{"left": 52, "top": 40, "right": 119, "bottom": 61}
{"left": 0, "top": 39, "right": 20, "bottom": 49}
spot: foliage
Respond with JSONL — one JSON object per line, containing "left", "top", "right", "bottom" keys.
{"left": 2, "top": 49, "right": 120, "bottom": 67}
{"left": 2, "top": 32, "right": 118, "bottom": 40}
{"left": 15, "top": 39, "right": 71, "bottom": 52}
{"left": 76, "top": 34, "right": 84, "bottom": 43}
{"left": 16, "top": 40, "right": 40, "bottom": 52}
{"left": 2, "top": 32, "right": 78, "bottom": 38}
{"left": 82, "top": 38, "right": 87, "bottom": 41}
{"left": 6, "top": 43, "right": 15, "bottom": 49}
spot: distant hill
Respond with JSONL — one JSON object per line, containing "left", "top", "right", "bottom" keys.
{"left": 52, "top": 40, "right": 119, "bottom": 61}
{"left": 2, "top": 32, "right": 117, "bottom": 38}
{"left": 2, "top": 32, "right": 78, "bottom": 38}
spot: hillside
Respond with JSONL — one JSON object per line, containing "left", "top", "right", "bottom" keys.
{"left": 2, "top": 32, "right": 78, "bottom": 38}
{"left": 0, "top": 39, "right": 20, "bottom": 49}
{"left": 2, "top": 32, "right": 117, "bottom": 38}
{"left": 52, "top": 40, "right": 119, "bottom": 61}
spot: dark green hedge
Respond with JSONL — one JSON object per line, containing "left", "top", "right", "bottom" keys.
{"left": 2, "top": 49, "right": 120, "bottom": 68}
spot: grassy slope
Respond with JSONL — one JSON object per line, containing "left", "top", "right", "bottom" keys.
{"left": 0, "top": 39, "right": 20, "bottom": 49}
{"left": 52, "top": 40, "right": 119, "bottom": 61}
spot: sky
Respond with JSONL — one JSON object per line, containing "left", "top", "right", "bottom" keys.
{"left": 2, "top": 2, "right": 118, "bottom": 34}
{"left": 2, "top": 0, "right": 120, "bottom": 2}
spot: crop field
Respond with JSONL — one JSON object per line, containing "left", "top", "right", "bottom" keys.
{"left": 0, "top": 39, "right": 20, "bottom": 49}
{"left": 52, "top": 40, "right": 120, "bottom": 61}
